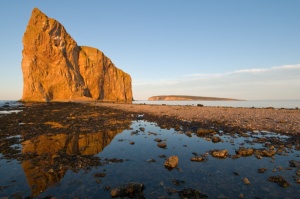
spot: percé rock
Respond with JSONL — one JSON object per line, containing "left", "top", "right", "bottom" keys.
{"left": 21, "top": 8, "right": 132, "bottom": 102}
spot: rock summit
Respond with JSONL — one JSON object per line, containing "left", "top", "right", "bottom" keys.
{"left": 21, "top": 8, "right": 132, "bottom": 102}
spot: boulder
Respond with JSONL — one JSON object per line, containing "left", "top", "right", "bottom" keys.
{"left": 210, "top": 149, "right": 228, "bottom": 158}
{"left": 21, "top": 8, "right": 132, "bottom": 102}
{"left": 164, "top": 156, "right": 178, "bottom": 169}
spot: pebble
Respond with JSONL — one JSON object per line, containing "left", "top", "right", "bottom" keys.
{"left": 243, "top": 177, "right": 250, "bottom": 185}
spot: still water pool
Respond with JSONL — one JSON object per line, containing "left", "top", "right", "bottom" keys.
{"left": 1, "top": 120, "right": 300, "bottom": 198}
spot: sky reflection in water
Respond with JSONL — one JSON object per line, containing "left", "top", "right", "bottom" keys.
{"left": 0, "top": 120, "right": 300, "bottom": 198}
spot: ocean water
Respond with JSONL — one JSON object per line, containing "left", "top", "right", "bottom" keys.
{"left": 0, "top": 100, "right": 24, "bottom": 115}
{"left": 0, "top": 100, "right": 22, "bottom": 107}
{"left": 133, "top": 100, "right": 300, "bottom": 109}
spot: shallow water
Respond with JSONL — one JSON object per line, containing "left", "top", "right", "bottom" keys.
{"left": 1, "top": 120, "right": 300, "bottom": 198}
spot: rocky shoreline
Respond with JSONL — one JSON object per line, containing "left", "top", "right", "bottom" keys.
{"left": 1, "top": 102, "right": 300, "bottom": 198}
{"left": 96, "top": 102, "right": 300, "bottom": 135}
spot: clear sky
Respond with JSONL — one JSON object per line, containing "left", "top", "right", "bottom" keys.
{"left": 1, "top": 0, "right": 300, "bottom": 100}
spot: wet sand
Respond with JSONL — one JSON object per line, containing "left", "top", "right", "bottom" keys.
{"left": 96, "top": 102, "right": 300, "bottom": 134}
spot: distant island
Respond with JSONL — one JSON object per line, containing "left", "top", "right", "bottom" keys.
{"left": 148, "top": 95, "right": 243, "bottom": 101}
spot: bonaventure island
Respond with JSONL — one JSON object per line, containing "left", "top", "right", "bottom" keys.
{"left": 1, "top": 8, "right": 300, "bottom": 198}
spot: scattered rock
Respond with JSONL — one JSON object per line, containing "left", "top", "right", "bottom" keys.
{"left": 236, "top": 147, "right": 254, "bottom": 156}
{"left": 255, "top": 149, "right": 276, "bottom": 157}
{"left": 178, "top": 188, "right": 208, "bottom": 199}
{"left": 232, "top": 172, "right": 240, "bottom": 176}
{"left": 268, "top": 176, "right": 290, "bottom": 188}
{"left": 185, "top": 131, "right": 192, "bottom": 137}
{"left": 154, "top": 138, "right": 163, "bottom": 142}
{"left": 111, "top": 182, "right": 145, "bottom": 198}
{"left": 147, "top": 159, "right": 156, "bottom": 163}
{"left": 212, "top": 136, "right": 222, "bottom": 143}
{"left": 157, "top": 142, "right": 167, "bottom": 148}
{"left": 243, "top": 177, "right": 250, "bottom": 185}
{"left": 94, "top": 173, "right": 106, "bottom": 178}
{"left": 258, "top": 168, "right": 267, "bottom": 173}
{"left": 129, "top": 141, "right": 135, "bottom": 145}
{"left": 172, "top": 179, "right": 185, "bottom": 186}
{"left": 196, "top": 128, "right": 216, "bottom": 136}
{"left": 190, "top": 157, "right": 206, "bottom": 162}
{"left": 139, "top": 127, "right": 145, "bottom": 132}
{"left": 159, "top": 154, "right": 167, "bottom": 158}
{"left": 164, "top": 156, "right": 178, "bottom": 169}
{"left": 210, "top": 149, "right": 228, "bottom": 158}
{"left": 289, "top": 160, "right": 300, "bottom": 168}
{"left": 131, "top": 130, "right": 139, "bottom": 135}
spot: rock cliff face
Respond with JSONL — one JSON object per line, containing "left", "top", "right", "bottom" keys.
{"left": 21, "top": 8, "right": 132, "bottom": 102}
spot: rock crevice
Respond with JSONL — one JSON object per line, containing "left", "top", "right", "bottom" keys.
{"left": 22, "top": 8, "right": 132, "bottom": 102}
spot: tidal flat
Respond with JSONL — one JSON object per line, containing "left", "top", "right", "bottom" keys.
{"left": 0, "top": 102, "right": 300, "bottom": 198}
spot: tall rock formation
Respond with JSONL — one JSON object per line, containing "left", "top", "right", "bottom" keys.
{"left": 21, "top": 8, "right": 132, "bottom": 102}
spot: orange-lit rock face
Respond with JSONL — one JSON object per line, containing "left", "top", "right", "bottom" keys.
{"left": 22, "top": 8, "right": 132, "bottom": 102}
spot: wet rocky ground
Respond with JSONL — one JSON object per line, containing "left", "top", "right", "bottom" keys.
{"left": 0, "top": 102, "right": 300, "bottom": 198}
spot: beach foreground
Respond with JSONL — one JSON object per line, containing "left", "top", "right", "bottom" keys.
{"left": 97, "top": 102, "right": 300, "bottom": 135}
{"left": 1, "top": 102, "right": 300, "bottom": 198}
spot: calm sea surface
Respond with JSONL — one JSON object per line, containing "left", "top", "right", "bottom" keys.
{"left": 133, "top": 100, "right": 300, "bottom": 109}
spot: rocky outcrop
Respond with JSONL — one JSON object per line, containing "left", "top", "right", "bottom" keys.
{"left": 148, "top": 95, "right": 241, "bottom": 101}
{"left": 21, "top": 8, "right": 132, "bottom": 102}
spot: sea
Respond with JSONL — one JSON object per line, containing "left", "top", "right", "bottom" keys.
{"left": 133, "top": 100, "right": 300, "bottom": 109}
{"left": 0, "top": 100, "right": 24, "bottom": 115}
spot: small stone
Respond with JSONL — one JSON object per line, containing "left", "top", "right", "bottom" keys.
{"left": 185, "top": 131, "right": 192, "bottom": 137}
{"left": 94, "top": 173, "right": 106, "bottom": 178}
{"left": 157, "top": 142, "right": 167, "bottom": 148}
{"left": 289, "top": 160, "right": 300, "bottom": 168}
{"left": 268, "top": 176, "right": 290, "bottom": 187}
{"left": 232, "top": 172, "right": 240, "bottom": 176}
{"left": 212, "top": 136, "right": 222, "bottom": 143}
{"left": 159, "top": 154, "right": 167, "bottom": 158}
{"left": 129, "top": 141, "right": 135, "bottom": 145}
{"left": 154, "top": 138, "right": 162, "bottom": 142}
{"left": 210, "top": 149, "right": 228, "bottom": 158}
{"left": 111, "top": 182, "right": 144, "bottom": 198}
{"left": 196, "top": 128, "right": 216, "bottom": 136}
{"left": 178, "top": 188, "right": 208, "bottom": 198}
{"left": 147, "top": 159, "right": 156, "bottom": 163}
{"left": 139, "top": 127, "right": 145, "bottom": 132}
{"left": 172, "top": 179, "right": 185, "bottom": 186}
{"left": 164, "top": 156, "right": 178, "bottom": 169}
{"left": 255, "top": 149, "right": 276, "bottom": 157}
{"left": 258, "top": 168, "right": 267, "bottom": 173}
{"left": 243, "top": 177, "right": 250, "bottom": 185}
{"left": 236, "top": 147, "right": 254, "bottom": 156}
{"left": 190, "top": 157, "right": 205, "bottom": 162}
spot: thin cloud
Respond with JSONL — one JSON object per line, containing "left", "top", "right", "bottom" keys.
{"left": 272, "top": 64, "right": 300, "bottom": 70}
{"left": 133, "top": 63, "right": 300, "bottom": 100}
{"left": 232, "top": 68, "right": 268, "bottom": 74}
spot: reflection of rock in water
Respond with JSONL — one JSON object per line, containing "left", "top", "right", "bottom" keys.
{"left": 21, "top": 129, "right": 125, "bottom": 196}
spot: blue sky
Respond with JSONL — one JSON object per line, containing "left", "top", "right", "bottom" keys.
{"left": 0, "top": 1, "right": 300, "bottom": 100}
